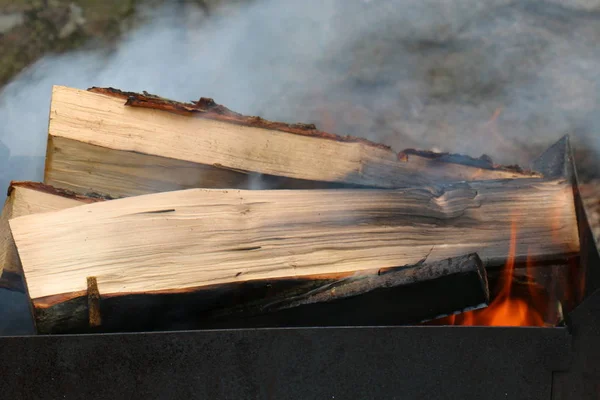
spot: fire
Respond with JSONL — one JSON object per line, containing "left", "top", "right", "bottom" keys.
{"left": 435, "top": 218, "right": 546, "bottom": 327}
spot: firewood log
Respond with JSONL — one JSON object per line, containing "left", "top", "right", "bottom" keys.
{"left": 0, "top": 182, "right": 104, "bottom": 291}
{"left": 9, "top": 178, "right": 578, "bottom": 333}
{"left": 31, "top": 254, "right": 489, "bottom": 334}
{"left": 44, "top": 86, "right": 538, "bottom": 198}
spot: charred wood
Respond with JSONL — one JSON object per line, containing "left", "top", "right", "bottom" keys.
{"left": 32, "top": 254, "right": 488, "bottom": 334}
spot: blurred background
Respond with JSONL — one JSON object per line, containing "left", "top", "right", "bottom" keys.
{"left": 1, "top": 0, "right": 600, "bottom": 333}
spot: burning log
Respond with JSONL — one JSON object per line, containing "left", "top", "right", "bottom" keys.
{"left": 427, "top": 136, "right": 582, "bottom": 327}
{"left": 30, "top": 254, "right": 489, "bottom": 333}
{"left": 9, "top": 178, "right": 578, "bottom": 332}
{"left": 0, "top": 182, "right": 104, "bottom": 291}
{"left": 44, "top": 86, "right": 538, "bottom": 198}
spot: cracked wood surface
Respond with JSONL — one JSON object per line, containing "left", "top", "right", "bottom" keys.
{"left": 30, "top": 253, "right": 490, "bottom": 333}
{"left": 9, "top": 178, "right": 578, "bottom": 303}
{"left": 45, "top": 86, "right": 537, "bottom": 198}
{"left": 0, "top": 182, "right": 101, "bottom": 290}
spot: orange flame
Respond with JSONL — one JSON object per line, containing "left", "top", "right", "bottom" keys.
{"left": 436, "top": 218, "right": 546, "bottom": 327}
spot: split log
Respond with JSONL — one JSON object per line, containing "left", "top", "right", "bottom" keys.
{"left": 0, "top": 182, "right": 103, "bottom": 291}
{"left": 44, "top": 86, "right": 538, "bottom": 198}
{"left": 31, "top": 254, "right": 489, "bottom": 333}
{"left": 9, "top": 178, "right": 578, "bottom": 333}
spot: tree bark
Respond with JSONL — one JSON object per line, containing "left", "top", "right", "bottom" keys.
{"left": 44, "top": 86, "right": 539, "bottom": 198}
{"left": 32, "top": 254, "right": 488, "bottom": 334}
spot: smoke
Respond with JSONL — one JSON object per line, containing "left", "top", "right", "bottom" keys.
{"left": 1, "top": 0, "right": 600, "bottom": 187}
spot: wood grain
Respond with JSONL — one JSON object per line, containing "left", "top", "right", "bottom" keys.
{"left": 31, "top": 253, "right": 489, "bottom": 334}
{"left": 9, "top": 178, "right": 579, "bottom": 303}
{"left": 45, "top": 86, "right": 537, "bottom": 197}
{"left": 0, "top": 182, "right": 101, "bottom": 290}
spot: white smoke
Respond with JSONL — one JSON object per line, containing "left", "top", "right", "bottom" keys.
{"left": 2, "top": 0, "right": 600, "bottom": 184}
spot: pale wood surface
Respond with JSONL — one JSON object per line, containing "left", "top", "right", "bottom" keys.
{"left": 46, "top": 86, "right": 534, "bottom": 197}
{"left": 10, "top": 178, "right": 579, "bottom": 301}
{"left": 0, "top": 184, "right": 92, "bottom": 280}
{"left": 45, "top": 136, "right": 250, "bottom": 198}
